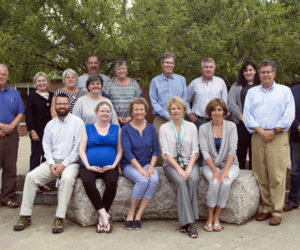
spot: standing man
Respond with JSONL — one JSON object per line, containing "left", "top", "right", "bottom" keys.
{"left": 14, "top": 93, "right": 84, "bottom": 233}
{"left": 149, "top": 52, "right": 187, "bottom": 133}
{"left": 186, "top": 58, "right": 228, "bottom": 129}
{"left": 283, "top": 84, "right": 300, "bottom": 212}
{"left": 149, "top": 52, "right": 187, "bottom": 165}
{"left": 0, "top": 64, "right": 24, "bottom": 208}
{"left": 243, "top": 60, "right": 295, "bottom": 226}
{"left": 77, "top": 55, "right": 111, "bottom": 95}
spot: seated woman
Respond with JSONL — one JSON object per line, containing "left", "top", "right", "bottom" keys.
{"left": 73, "top": 74, "right": 118, "bottom": 125}
{"left": 199, "top": 98, "right": 239, "bottom": 232}
{"left": 122, "top": 97, "right": 159, "bottom": 230}
{"left": 102, "top": 59, "right": 142, "bottom": 126}
{"left": 51, "top": 68, "right": 79, "bottom": 117}
{"left": 159, "top": 97, "right": 199, "bottom": 239}
{"left": 79, "top": 101, "right": 122, "bottom": 233}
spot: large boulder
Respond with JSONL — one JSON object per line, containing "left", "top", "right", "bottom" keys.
{"left": 66, "top": 168, "right": 259, "bottom": 226}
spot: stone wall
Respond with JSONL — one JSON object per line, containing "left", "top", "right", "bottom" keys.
{"left": 66, "top": 168, "right": 260, "bottom": 226}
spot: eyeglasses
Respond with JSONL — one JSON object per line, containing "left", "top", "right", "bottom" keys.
{"left": 56, "top": 103, "right": 69, "bottom": 106}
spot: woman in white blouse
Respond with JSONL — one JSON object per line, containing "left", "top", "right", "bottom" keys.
{"left": 159, "top": 97, "right": 199, "bottom": 239}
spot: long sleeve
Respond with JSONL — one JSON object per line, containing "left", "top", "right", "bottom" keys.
{"left": 186, "top": 82, "right": 195, "bottom": 115}
{"left": 149, "top": 79, "right": 169, "bottom": 120}
{"left": 72, "top": 98, "right": 83, "bottom": 120}
{"left": 228, "top": 84, "right": 242, "bottom": 118}
{"left": 62, "top": 120, "right": 84, "bottom": 166}
{"left": 275, "top": 90, "right": 295, "bottom": 129}
{"left": 121, "top": 126, "right": 136, "bottom": 162}
{"left": 227, "top": 123, "right": 238, "bottom": 156}
{"left": 159, "top": 124, "right": 171, "bottom": 157}
{"left": 25, "top": 94, "right": 34, "bottom": 131}
{"left": 43, "top": 122, "right": 55, "bottom": 166}
{"left": 243, "top": 91, "right": 258, "bottom": 133}
{"left": 199, "top": 125, "right": 211, "bottom": 161}
{"left": 151, "top": 125, "right": 159, "bottom": 156}
{"left": 221, "top": 81, "right": 228, "bottom": 106}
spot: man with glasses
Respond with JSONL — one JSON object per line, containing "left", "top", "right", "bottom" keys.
{"left": 243, "top": 60, "right": 295, "bottom": 226}
{"left": 14, "top": 93, "right": 84, "bottom": 233}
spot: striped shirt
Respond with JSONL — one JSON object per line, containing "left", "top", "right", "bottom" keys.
{"left": 54, "top": 88, "right": 80, "bottom": 113}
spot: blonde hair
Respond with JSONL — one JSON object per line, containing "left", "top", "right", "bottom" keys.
{"left": 33, "top": 72, "right": 50, "bottom": 87}
{"left": 167, "top": 97, "right": 186, "bottom": 114}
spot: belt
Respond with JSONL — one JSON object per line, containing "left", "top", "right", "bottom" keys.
{"left": 196, "top": 115, "right": 211, "bottom": 122}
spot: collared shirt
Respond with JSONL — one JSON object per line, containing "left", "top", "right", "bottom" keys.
{"left": 77, "top": 73, "right": 111, "bottom": 96}
{"left": 149, "top": 73, "right": 187, "bottom": 120}
{"left": 43, "top": 113, "right": 84, "bottom": 167}
{"left": 243, "top": 82, "right": 295, "bottom": 133}
{"left": 0, "top": 85, "right": 25, "bottom": 124}
{"left": 186, "top": 76, "right": 228, "bottom": 118}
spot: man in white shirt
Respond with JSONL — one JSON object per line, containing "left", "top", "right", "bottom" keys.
{"left": 14, "top": 93, "right": 84, "bottom": 234}
{"left": 186, "top": 58, "right": 228, "bottom": 129}
{"left": 77, "top": 55, "right": 111, "bottom": 96}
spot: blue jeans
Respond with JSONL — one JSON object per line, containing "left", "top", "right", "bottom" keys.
{"left": 122, "top": 164, "right": 159, "bottom": 200}
{"left": 288, "top": 142, "right": 300, "bottom": 207}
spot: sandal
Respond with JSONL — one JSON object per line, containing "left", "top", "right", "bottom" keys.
{"left": 213, "top": 223, "right": 224, "bottom": 232}
{"left": 96, "top": 221, "right": 104, "bottom": 233}
{"left": 187, "top": 224, "right": 198, "bottom": 239}
{"left": 179, "top": 224, "right": 189, "bottom": 233}
{"left": 203, "top": 223, "right": 213, "bottom": 232}
{"left": 103, "top": 221, "right": 113, "bottom": 233}
{"left": 2, "top": 200, "right": 19, "bottom": 208}
{"left": 40, "top": 185, "right": 51, "bottom": 191}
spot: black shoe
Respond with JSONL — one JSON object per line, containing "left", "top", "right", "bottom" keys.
{"left": 133, "top": 220, "right": 141, "bottom": 230}
{"left": 283, "top": 203, "right": 298, "bottom": 212}
{"left": 124, "top": 215, "right": 133, "bottom": 230}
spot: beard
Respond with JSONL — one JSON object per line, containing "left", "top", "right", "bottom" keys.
{"left": 56, "top": 107, "right": 70, "bottom": 117}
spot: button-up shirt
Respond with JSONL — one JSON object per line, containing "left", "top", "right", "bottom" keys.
{"left": 43, "top": 113, "right": 84, "bottom": 167}
{"left": 186, "top": 76, "right": 228, "bottom": 118}
{"left": 149, "top": 73, "right": 187, "bottom": 120}
{"left": 0, "top": 85, "right": 25, "bottom": 124}
{"left": 243, "top": 82, "right": 295, "bottom": 133}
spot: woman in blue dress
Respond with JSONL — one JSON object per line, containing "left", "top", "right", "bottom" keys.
{"left": 79, "top": 101, "right": 122, "bottom": 233}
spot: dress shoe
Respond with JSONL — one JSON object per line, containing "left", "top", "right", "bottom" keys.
{"left": 255, "top": 212, "right": 272, "bottom": 221}
{"left": 269, "top": 216, "right": 281, "bottom": 226}
{"left": 283, "top": 203, "right": 298, "bottom": 212}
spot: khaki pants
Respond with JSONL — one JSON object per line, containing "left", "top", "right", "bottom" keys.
{"left": 153, "top": 115, "right": 168, "bottom": 167}
{"left": 20, "top": 162, "right": 79, "bottom": 218}
{"left": 252, "top": 132, "right": 288, "bottom": 217}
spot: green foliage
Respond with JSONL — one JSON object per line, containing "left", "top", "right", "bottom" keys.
{"left": 0, "top": 0, "right": 299, "bottom": 85}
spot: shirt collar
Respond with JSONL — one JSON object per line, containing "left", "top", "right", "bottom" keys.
{"left": 259, "top": 82, "right": 276, "bottom": 92}
{"left": 0, "top": 85, "right": 9, "bottom": 92}
{"left": 161, "top": 72, "right": 174, "bottom": 80}
{"left": 58, "top": 113, "right": 71, "bottom": 123}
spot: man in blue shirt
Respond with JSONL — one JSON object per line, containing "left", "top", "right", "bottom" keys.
{"left": 243, "top": 60, "right": 295, "bottom": 226}
{"left": 0, "top": 64, "right": 25, "bottom": 208}
{"left": 283, "top": 84, "right": 300, "bottom": 212}
{"left": 149, "top": 52, "right": 187, "bottom": 165}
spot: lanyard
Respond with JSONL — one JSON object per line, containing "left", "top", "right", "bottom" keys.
{"left": 171, "top": 119, "right": 185, "bottom": 144}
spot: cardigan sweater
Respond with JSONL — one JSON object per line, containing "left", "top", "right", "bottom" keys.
{"left": 199, "top": 120, "right": 238, "bottom": 168}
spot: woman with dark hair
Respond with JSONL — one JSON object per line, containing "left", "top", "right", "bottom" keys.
{"left": 199, "top": 98, "right": 239, "bottom": 232}
{"left": 73, "top": 74, "right": 118, "bottom": 125}
{"left": 103, "top": 59, "right": 142, "bottom": 126}
{"left": 228, "top": 62, "right": 260, "bottom": 169}
{"left": 25, "top": 72, "right": 54, "bottom": 192}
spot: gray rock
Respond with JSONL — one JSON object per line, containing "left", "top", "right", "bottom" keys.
{"left": 66, "top": 168, "right": 259, "bottom": 226}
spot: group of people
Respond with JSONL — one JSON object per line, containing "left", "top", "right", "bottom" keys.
{"left": 0, "top": 51, "right": 298, "bottom": 239}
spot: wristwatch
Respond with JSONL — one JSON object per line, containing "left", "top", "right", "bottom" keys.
{"left": 273, "top": 128, "right": 279, "bottom": 135}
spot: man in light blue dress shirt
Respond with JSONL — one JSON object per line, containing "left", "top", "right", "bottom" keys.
{"left": 243, "top": 60, "right": 295, "bottom": 226}
{"left": 186, "top": 58, "right": 228, "bottom": 129}
{"left": 149, "top": 52, "right": 187, "bottom": 165}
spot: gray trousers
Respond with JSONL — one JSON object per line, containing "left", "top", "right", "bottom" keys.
{"left": 202, "top": 164, "right": 239, "bottom": 208}
{"left": 20, "top": 162, "right": 79, "bottom": 218}
{"left": 164, "top": 164, "right": 200, "bottom": 226}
